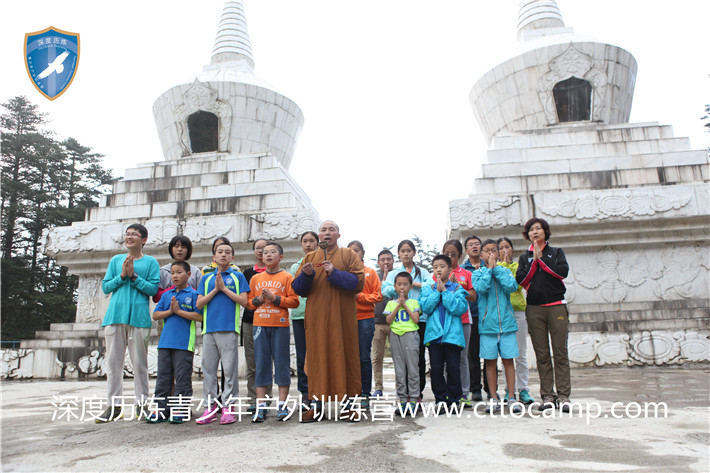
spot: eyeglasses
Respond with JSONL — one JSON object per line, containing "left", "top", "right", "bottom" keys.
{"left": 125, "top": 232, "right": 143, "bottom": 238}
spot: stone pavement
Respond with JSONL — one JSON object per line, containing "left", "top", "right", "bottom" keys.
{"left": 2, "top": 366, "right": 708, "bottom": 472}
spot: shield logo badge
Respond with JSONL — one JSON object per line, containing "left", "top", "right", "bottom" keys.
{"left": 24, "top": 26, "right": 80, "bottom": 101}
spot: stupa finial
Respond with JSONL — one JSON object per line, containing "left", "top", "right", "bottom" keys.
{"left": 211, "top": 0, "right": 255, "bottom": 69}
{"left": 517, "top": 0, "right": 566, "bottom": 41}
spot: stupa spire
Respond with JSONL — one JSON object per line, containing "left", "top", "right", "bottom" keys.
{"left": 211, "top": 0, "right": 255, "bottom": 69}
{"left": 517, "top": 0, "right": 566, "bottom": 41}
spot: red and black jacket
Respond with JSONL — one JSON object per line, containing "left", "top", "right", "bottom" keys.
{"left": 515, "top": 243, "right": 568, "bottom": 306}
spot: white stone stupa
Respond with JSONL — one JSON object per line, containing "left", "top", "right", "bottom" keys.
{"left": 8, "top": 1, "right": 319, "bottom": 379}
{"left": 448, "top": 0, "right": 709, "bottom": 367}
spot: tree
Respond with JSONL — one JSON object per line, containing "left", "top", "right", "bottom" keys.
{"left": 369, "top": 235, "right": 441, "bottom": 273}
{"left": 1, "top": 96, "right": 116, "bottom": 341}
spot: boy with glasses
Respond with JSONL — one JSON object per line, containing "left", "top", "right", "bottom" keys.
{"left": 97, "top": 223, "right": 160, "bottom": 423}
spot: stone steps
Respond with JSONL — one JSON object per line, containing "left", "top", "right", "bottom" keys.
{"left": 473, "top": 163, "right": 709, "bottom": 194}
{"left": 490, "top": 122, "right": 676, "bottom": 150}
{"left": 568, "top": 298, "right": 710, "bottom": 333}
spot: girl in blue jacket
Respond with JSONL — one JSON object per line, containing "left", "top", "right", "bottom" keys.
{"left": 471, "top": 239, "right": 520, "bottom": 413}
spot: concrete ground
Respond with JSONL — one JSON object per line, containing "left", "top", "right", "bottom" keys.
{"left": 2, "top": 366, "right": 709, "bottom": 472}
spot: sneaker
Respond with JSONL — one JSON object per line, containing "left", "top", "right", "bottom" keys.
{"left": 505, "top": 396, "right": 522, "bottom": 413}
{"left": 557, "top": 396, "right": 571, "bottom": 413}
{"left": 397, "top": 402, "right": 409, "bottom": 417}
{"left": 360, "top": 394, "right": 370, "bottom": 409}
{"left": 246, "top": 404, "right": 257, "bottom": 414}
{"left": 276, "top": 407, "right": 289, "bottom": 421}
{"left": 459, "top": 395, "right": 472, "bottom": 408}
{"left": 168, "top": 415, "right": 187, "bottom": 424}
{"left": 409, "top": 401, "right": 418, "bottom": 416}
{"left": 135, "top": 402, "right": 149, "bottom": 420}
{"left": 372, "top": 390, "right": 383, "bottom": 398}
{"left": 300, "top": 399, "right": 312, "bottom": 412}
{"left": 95, "top": 406, "right": 123, "bottom": 423}
{"left": 470, "top": 391, "right": 483, "bottom": 402}
{"left": 539, "top": 395, "right": 556, "bottom": 411}
{"left": 220, "top": 410, "right": 237, "bottom": 424}
{"left": 195, "top": 404, "right": 220, "bottom": 424}
{"left": 145, "top": 411, "right": 167, "bottom": 423}
{"left": 519, "top": 389, "right": 535, "bottom": 405}
{"left": 485, "top": 398, "right": 501, "bottom": 413}
{"left": 252, "top": 409, "right": 266, "bottom": 423}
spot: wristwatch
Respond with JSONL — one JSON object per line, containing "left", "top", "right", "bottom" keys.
{"left": 130, "top": 272, "right": 138, "bottom": 282}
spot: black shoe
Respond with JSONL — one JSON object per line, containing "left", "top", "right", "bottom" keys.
{"left": 470, "top": 391, "right": 483, "bottom": 402}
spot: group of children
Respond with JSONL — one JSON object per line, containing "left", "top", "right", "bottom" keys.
{"left": 99, "top": 221, "right": 563, "bottom": 424}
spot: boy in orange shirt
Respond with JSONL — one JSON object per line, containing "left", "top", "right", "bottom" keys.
{"left": 247, "top": 241, "right": 300, "bottom": 422}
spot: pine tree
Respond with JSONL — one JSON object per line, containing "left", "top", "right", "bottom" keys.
{"left": 1, "top": 96, "right": 116, "bottom": 341}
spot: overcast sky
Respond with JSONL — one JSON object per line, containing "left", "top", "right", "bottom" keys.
{"left": 2, "top": 1, "right": 708, "bottom": 265}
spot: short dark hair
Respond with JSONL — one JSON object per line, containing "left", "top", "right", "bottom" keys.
{"left": 264, "top": 241, "right": 284, "bottom": 255}
{"left": 168, "top": 235, "right": 193, "bottom": 260}
{"left": 171, "top": 261, "right": 191, "bottom": 272}
{"left": 347, "top": 240, "right": 364, "bottom": 255}
{"left": 215, "top": 242, "right": 234, "bottom": 255}
{"left": 394, "top": 272, "right": 413, "bottom": 284}
{"left": 523, "top": 218, "right": 552, "bottom": 241}
{"left": 432, "top": 254, "right": 451, "bottom": 268}
{"left": 464, "top": 235, "right": 481, "bottom": 247}
{"left": 377, "top": 249, "right": 393, "bottom": 259}
{"left": 300, "top": 231, "right": 319, "bottom": 243}
{"left": 126, "top": 223, "right": 148, "bottom": 239}
{"left": 497, "top": 237, "right": 514, "bottom": 250}
{"left": 212, "top": 237, "right": 231, "bottom": 255}
{"left": 252, "top": 238, "right": 268, "bottom": 250}
{"left": 481, "top": 239, "right": 498, "bottom": 249}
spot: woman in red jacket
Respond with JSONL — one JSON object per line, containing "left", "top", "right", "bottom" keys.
{"left": 348, "top": 240, "right": 383, "bottom": 408}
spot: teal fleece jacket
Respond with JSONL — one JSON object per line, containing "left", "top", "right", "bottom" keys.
{"left": 101, "top": 253, "right": 160, "bottom": 328}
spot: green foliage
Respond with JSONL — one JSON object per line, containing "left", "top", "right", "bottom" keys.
{"left": 368, "top": 235, "right": 440, "bottom": 273}
{"left": 1, "top": 96, "right": 116, "bottom": 341}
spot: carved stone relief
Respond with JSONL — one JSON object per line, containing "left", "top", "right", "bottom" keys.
{"left": 538, "top": 188, "right": 692, "bottom": 220}
{"left": 449, "top": 196, "right": 520, "bottom": 229}
{"left": 0, "top": 349, "right": 34, "bottom": 379}
{"left": 175, "top": 80, "right": 232, "bottom": 156}
{"left": 42, "top": 225, "right": 100, "bottom": 254}
{"left": 251, "top": 211, "right": 319, "bottom": 240}
{"left": 537, "top": 45, "right": 607, "bottom": 124}
{"left": 576, "top": 247, "right": 647, "bottom": 303}
{"left": 568, "top": 330, "right": 709, "bottom": 366}
{"left": 76, "top": 275, "right": 106, "bottom": 323}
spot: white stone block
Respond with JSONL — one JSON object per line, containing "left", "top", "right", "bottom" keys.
{"left": 662, "top": 151, "right": 709, "bottom": 167}
{"left": 125, "top": 167, "right": 153, "bottom": 180}
{"left": 520, "top": 159, "right": 570, "bottom": 176}
{"left": 152, "top": 202, "right": 178, "bottom": 217}
{"left": 482, "top": 162, "right": 518, "bottom": 179}
{"left": 494, "top": 176, "right": 523, "bottom": 194}
{"left": 204, "top": 184, "right": 236, "bottom": 199}
{"left": 486, "top": 148, "right": 523, "bottom": 164}
{"left": 524, "top": 146, "right": 567, "bottom": 162}
{"left": 568, "top": 157, "right": 616, "bottom": 173}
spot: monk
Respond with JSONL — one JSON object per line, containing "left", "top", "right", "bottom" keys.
{"left": 292, "top": 220, "right": 365, "bottom": 422}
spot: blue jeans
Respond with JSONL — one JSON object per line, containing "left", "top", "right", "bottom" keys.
{"left": 292, "top": 319, "right": 308, "bottom": 397}
{"left": 358, "top": 318, "right": 375, "bottom": 395}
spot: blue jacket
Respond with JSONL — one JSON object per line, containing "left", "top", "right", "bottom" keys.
{"left": 471, "top": 265, "right": 519, "bottom": 334}
{"left": 419, "top": 281, "right": 468, "bottom": 347}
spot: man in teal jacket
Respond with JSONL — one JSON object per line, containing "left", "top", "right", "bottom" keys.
{"left": 97, "top": 223, "right": 159, "bottom": 423}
